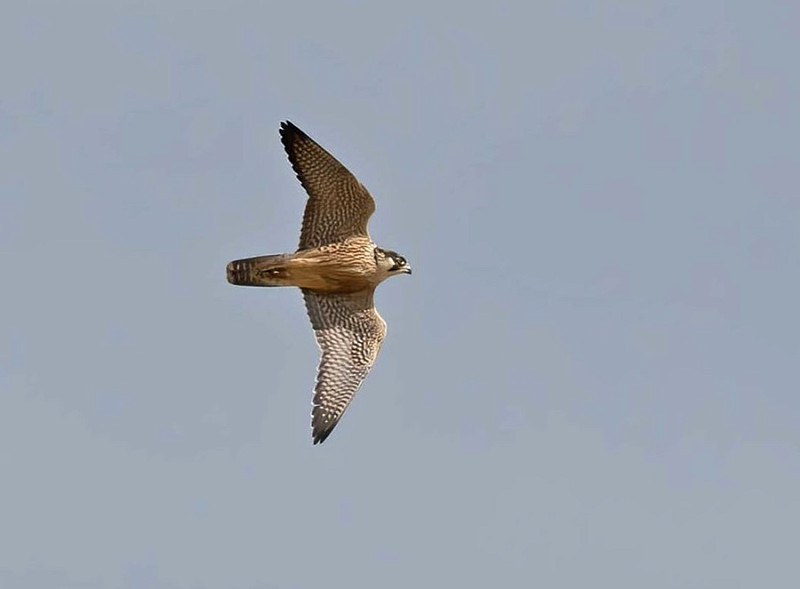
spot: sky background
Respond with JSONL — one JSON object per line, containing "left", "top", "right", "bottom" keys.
{"left": 2, "top": 1, "right": 798, "bottom": 587}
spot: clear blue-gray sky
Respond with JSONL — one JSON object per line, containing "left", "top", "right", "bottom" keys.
{"left": 2, "top": 1, "right": 798, "bottom": 587}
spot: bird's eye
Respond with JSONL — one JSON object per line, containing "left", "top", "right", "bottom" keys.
{"left": 397, "top": 257, "right": 406, "bottom": 266}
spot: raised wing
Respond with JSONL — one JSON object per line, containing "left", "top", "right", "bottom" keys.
{"left": 280, "top": 121, "right": 376, "bottom": 250}
{"left": 302, "top": 289, "right": 387, "bottom": 444}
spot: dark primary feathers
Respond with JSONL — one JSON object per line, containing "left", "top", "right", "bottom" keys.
{"left": 280, "top": 121, "right": 377, "bottom": 251}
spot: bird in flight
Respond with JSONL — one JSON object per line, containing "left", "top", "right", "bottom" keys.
{"left": 226, "top": 121, "right": 411, "bottom": 444}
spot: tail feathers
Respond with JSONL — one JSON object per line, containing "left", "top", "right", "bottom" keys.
{"left": 226, "top": 254, "right": 294, "bottom": 287}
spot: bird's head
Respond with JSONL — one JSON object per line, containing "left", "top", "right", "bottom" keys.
{"left": 375, "top": 247, "right": 412, "bottom": 279}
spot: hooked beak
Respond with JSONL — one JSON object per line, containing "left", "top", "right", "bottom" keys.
{"left": 403, "top": 266, "right": 412, "bottom": 275}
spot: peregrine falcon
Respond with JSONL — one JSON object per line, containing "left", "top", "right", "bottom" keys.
{"left": 226, "top": 121, "right": 411, "bottom": 444}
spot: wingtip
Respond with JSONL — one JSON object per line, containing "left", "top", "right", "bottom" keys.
{"left": 311, "top": 407, "right": 341, "bottom": 445}
{"left": 311, "top": 423, "right": 335, "bottom": 445}
{"left": 279, "top": 120, "right": 307, "bottom": 140}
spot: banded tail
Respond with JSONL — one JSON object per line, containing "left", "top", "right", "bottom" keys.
{"left": 226, "top": 253, "right": 295, "bottom": 287}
